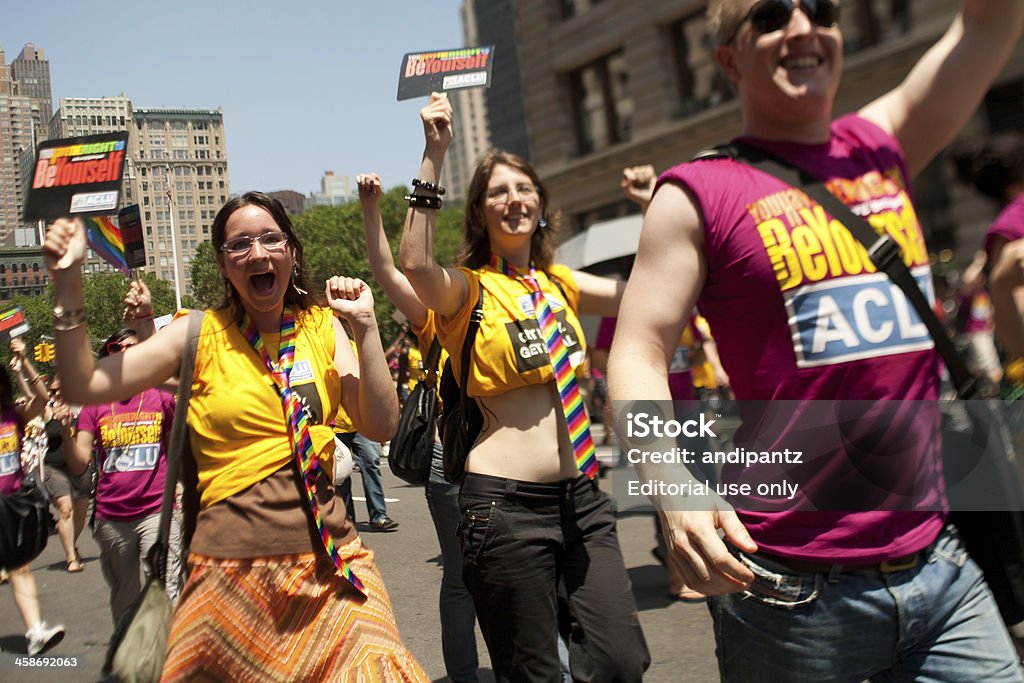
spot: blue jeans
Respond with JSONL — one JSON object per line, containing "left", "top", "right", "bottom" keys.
{"left": 710, "top": 524, "right": 1023, "bottom": 682}
{"left": 426, "top": 443, "right": 480, "bottom": 683}
{"left": 337, "top": 432, "right": 388, "bottom": 523}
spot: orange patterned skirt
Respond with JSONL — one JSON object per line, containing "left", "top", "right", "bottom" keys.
{"left": 160, "top": 536, "right": 428, "bottom": 682}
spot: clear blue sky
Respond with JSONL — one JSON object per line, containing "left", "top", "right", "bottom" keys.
{"left": 6, "top": 0, "right": 465, "bottom": 196}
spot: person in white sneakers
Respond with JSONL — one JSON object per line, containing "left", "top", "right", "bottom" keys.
{"left": 1, "top": 341, "right": 66, "bottom": 656}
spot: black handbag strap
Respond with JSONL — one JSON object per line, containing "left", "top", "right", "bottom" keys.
{"left": 708, "top": 141, "right": 977, "bottom": 399}
{"left": 148, "top": 309, "right": 204, "bottom": 582}
{"left": 457, "top": 288, "right": 486, "bottom": 427}
{"left": 422, "top": 338, "right": 442, "bottom": 388}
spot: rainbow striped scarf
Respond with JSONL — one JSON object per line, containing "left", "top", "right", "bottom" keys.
{"left": 236, "top": 307, "right": 364, "bottom": 594}
{"left": 489, "top": 255, "right": 597, "bottom": 479}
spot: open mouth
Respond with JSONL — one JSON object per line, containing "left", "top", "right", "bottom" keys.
{"left": 250, "top": 272, "right": 276, "bottom": 295}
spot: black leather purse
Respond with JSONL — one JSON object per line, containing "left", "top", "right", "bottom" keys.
{"left": 0, "top": 464, "right": 51, "bottom": 570}
{"left": 437, "top": 287, "right": 485, "bottom": 484}
{"left": 388, "top": 339, "right": 442, "bottom": 486}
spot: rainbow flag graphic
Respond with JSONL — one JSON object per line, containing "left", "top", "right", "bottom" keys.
{"left": 84, "top": 215, "right": 130, "bottom": 276}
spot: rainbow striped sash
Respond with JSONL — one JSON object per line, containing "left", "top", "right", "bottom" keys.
{"left": 237, "top": 307, "right": 364, "bottom": 594}
{"left": 490, "top": 255, "right": 597, "bottom": 479}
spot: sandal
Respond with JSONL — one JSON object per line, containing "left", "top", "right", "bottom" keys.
{"left": 65, "top": 560, "right": 84, "bottom": 573}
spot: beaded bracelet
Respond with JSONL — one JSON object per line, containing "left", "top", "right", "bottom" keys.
{"left": 411, "top": 178, "right": 446, "bottom": 196}
{"left": 405, "top": 194, "right": 443, "bottom": 210}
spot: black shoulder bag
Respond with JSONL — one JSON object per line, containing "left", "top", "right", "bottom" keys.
{"left": 104, "top": 309, "right": 204, "bottom": 683}
{"left": 438, "top": 287, "right": 485, "bottom": 484}
{"left": 0, "top": 450, "right": 51, "bottom": 570}
{"left": 388, "top": 338, "right": 443, "bottom": 486}
{"left": 713, "top": 142, "right": 1024, "bottom": 627}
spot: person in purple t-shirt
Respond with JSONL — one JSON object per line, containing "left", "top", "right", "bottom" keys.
{"left": 610, "top": 1, "right": 1024, "bottom": 680}
{"left": 70, "top": 327, "right": 181, "bottom": 626}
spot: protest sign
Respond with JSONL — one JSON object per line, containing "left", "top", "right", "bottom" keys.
{"left": 23, "top": 132, "right": 129, "bottom": 221}
{"left": 397, "top": 46, "right": 494, "bottom": 101}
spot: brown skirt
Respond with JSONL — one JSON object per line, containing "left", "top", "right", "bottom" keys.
{"left": 160, "top": 536, "right": 428, "bottom": 682}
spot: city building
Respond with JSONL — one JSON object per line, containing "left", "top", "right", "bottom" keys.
{"left": 267, "top": 190, "right": 306, "bottom": 215}
{"left": 474, "top": 0, "right": 530, "bottom": 160}
{"left": 307, "top": 170, "right": 352, "bottom": 208}
{"left": 0, "top": 245, "right": 47, "bottom": 300}
{"left": 132, "top": 107, "right": 229, "bottom": 299}
{"left": 0, "top": 44, "right": 51, "bottom": 245}
{"left": 440, "top": 2, "right": 493, "bottom": 203}
{"left": 49, "top": 100, "right": 230, "bottom": 298}
{"left": 503, "top": 0, "right": 1024, "bottom": 271}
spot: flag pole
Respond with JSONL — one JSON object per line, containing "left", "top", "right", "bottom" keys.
{"left": 165, "top": 165, "right": 183, "bottom": 311}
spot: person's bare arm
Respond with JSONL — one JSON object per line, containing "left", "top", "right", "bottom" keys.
{"left": 43, "top": 218, "right": 186, "bottom": 405}
{"left": 66, "top": 423, "right": 94, "bottom": 478}
{"left": 398, "top": 92, "right": 469, "bottom": 318}
{"left": 988, "top": 236, "right": 1024, "bottom": 359}
{"left": 574, "top": 271, "right": 626, "bottom": 318}
{"left": 860, "top": 1, "right": 1024, "bottom": 179}
{"left": 358, "top": 172, "right": 429, "bottom": 329}
{"left": 609, "top": 182, "right": 756, "bottom": 595}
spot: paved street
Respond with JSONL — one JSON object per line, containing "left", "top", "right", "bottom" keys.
{"left": 0, "top": 440, "right": 719, "bottom": 682}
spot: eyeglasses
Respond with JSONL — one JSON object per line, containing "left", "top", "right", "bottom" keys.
{"left": 486, "top": 183, "right": 538, "bottom": 205}
{"left": 106, "top": 340, "right": 137, "bottom": 355}
{"left": 220, "top": 231, "right": 290, "bottom": 255}
{"left": 727, "top": 0, "right": 840, "bottom": 43}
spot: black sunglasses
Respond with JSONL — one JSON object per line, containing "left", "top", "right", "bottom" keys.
{"left": 730, "top": 0, "right": 840, "bottom": 42}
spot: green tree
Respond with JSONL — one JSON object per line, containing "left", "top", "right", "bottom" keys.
{"left": 188, "top": 241, "right": 223, "bottom": 310}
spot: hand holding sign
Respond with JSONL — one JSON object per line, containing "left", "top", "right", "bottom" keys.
{"left": 43, "top": 217, "right": 88, "bottom": 274}
{"left": 421, "top": 92, "right": 453, "bottom": 156}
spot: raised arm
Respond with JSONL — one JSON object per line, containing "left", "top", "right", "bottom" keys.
{"left": 43, "top": 218, "right": 187, "bottom": 405}
{"left": 123, "top": 278, "right": 157, "bottom": 342}
{"left": 398, "top": 92, "right": 469, "bottom": 318}
{"left": 860, "top": 1, "right": 1024, "bottom": 179}
{"left": 609, "top": 181, "right": 756, "bottom": 595}
{"left": 574, "top": 271, "right": 626, "bottom": 318}
{"left": 327, "top": 276, "right": 399, "bottom": 442}
{"left": 358, "top": 172, "right": 429, "bottom": 329}
{"left": 9, "top": 339, "right": 45, "bottom": 422}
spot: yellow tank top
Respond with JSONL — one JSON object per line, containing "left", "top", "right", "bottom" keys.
{"left": 188, "top": 307, "right": 341, "bottom": 507}
{"left": 436, "top": 264, "right": 585, "bottom": 397}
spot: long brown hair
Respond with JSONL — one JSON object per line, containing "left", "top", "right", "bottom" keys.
{"left": 456, "top": 150, "right": 560, "bottom": 270}
{"left": 210, "top": 191, "right": 317, "bottom": 311}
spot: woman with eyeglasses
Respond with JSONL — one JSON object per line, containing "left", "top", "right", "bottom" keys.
{"left": 67, "top": 327, "right": 182, "bottom": 627}
{"left": 399, "top": 93, "right": 649, "bottom": 682}
{"left": 43, "top": 192, "right": 426, "bottom": 681}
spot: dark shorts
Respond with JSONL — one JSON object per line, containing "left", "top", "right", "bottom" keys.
{"left": 44, "top": 465, "right": 92, "bottom": 500}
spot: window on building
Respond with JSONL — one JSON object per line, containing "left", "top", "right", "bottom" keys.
{"left": 569, "top": 51, "right": 633, "bottom": 155}
{"left": 671, "top": 11, "right": 733, "bottom": 116}
{"left": 843, "top": 0, "right": 911, "bottom": 53}
{"left": 560, "top": 0, "right": 605, "bottom": 19}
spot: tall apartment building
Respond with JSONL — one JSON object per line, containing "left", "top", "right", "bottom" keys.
{"left": 0, "top": 45, "right": 51, "bottom": 244}
{"left": 133, "top": 107, "right": 229, "bottom": 298}
{"left": 49, "top": 100, "right": 229, "bottom": 298}
{"left": 474, "top": 0, "right": 530, "bottom": 160}
{"left": 507, "top": 0, "right": 1024, "bottom": 270}
{"left": 440, "top": 2, "right": 493, "bottom": 203}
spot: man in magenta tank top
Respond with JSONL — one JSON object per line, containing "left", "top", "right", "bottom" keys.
{"left": 610, "top": 1, "right": 1024, "bottom": 680}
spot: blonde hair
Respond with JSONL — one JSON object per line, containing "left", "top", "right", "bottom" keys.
{"left": 706, "top": 0, "right": 755, "bottom": 46}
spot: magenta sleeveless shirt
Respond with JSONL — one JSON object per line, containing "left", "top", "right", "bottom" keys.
{"left": 657, "top": 114, "right": 945, "bottom": 562}
{"left": 0, "top": 407, "right": 23, "bottom": 495}
{"left": 985, "top": 194, "right": 1024, "bottom": 256}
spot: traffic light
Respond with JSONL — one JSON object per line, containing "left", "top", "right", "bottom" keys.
{"left": 33, "top": 342, "right": 54, "bottom": 363}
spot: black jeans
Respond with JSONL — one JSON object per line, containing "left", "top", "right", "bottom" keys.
{"left": 459, "top": 473, "right": 649, "bottom": 683}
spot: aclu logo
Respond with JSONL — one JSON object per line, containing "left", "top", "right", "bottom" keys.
{"left": 104, "top": 444, "right": 159, "bottom": 473}
{"left": 0, "top": 452, "right": 18, "bottom": 476}
{"left": 70, "top": 191, "right": 118, "bottom": 213}
{"left": 785, "top": 266, "right": 934, "bottom": 367}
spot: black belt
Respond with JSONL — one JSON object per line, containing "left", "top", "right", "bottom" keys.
{"left": 756, "top": 550, "right": 922, "bottom": 575}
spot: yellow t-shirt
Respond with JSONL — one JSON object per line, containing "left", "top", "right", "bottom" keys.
{"left": 187, "top": 307, "right": 341, "bottom": 507}
{"left": 436, "top": 264, "right": 585, "bottom": 397}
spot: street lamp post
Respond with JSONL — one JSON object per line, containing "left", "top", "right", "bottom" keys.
{"left": 165, "top": 164, "right": 183, "bottom": 311}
